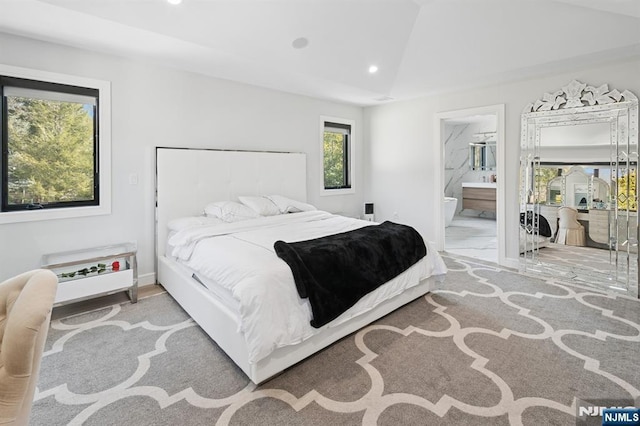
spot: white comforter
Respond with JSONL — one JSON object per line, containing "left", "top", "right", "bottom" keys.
{"left": 168, "top": 211, "right": 447, "bottom": 363}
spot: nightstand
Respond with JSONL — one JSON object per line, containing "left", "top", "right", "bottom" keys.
{"left": 42, "top": 242, "right": 138, "bottom": 306}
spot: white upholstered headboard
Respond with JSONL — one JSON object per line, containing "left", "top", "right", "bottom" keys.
{"left": 155, "top": 148, "right": 307, "bottom": 258}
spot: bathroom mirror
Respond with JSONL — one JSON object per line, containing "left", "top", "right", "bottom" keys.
{"left": 519, "top": 80, "right": 639, "bottom": 297}
{"left": 469, "top": 142, "right": 496, "bottom": 170}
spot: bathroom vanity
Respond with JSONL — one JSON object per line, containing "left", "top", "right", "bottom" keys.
{"left": 462, "top": 182, "right": 496, "bottom": 212}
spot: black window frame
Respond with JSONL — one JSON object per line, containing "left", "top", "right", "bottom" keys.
{"left": 323, "top": 121, "right": 352, "bottom": 190}
{"left": 1, "top": 76, "right": 100, "bottom": 212}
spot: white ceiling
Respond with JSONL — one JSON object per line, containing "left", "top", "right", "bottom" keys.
{"left": 0, "top": 0, "right": 639, "bottom": 106}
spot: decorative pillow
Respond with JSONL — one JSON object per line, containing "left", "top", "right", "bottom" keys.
{"left": 266, "top": 195, "right": 317, "bottom": 213}
{"left": 238, "top": 195, "right": 281, "bottom": 216}
{"left": 204, "top": 201, "right": 260, "bottom": 222}
{"left": 168, "top": 216, "right": 224, "bottom": 232}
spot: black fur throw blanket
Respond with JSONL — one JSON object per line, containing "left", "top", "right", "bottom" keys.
{"left": 519, "top": 211, "right": 552, "bottom": 237}
{"left": 274, "top": 221, "right": 427, "bottom": 328}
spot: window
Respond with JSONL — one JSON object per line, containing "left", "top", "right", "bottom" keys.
{"left": 0, "top": 65, "right": 110, "bottom": 223}
{"left": 321, "top": 116, "right": 354, "bottom": 195}
{"left": 2, "top": 77, "right": 98, "bottom": 211}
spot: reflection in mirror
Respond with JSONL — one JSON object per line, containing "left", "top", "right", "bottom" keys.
{"left": 543, "top": 165, "right": 611, "bottom": 209}
{"left": 469, "top": 132, "right": 496, "bottom": 170}
{"left": 519, "top": 80, "right": 638, "bottom": 298}
{"left": 540, "top": 122, "right": 610, "bottom": 146}
{"left": 547, "top": 175, "right": 562, "bottom": 205}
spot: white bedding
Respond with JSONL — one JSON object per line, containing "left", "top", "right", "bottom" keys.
{"left": 519, "top": 227, "right": 551, "bottom": 253}
{"left": 167, "top": 211, "right": 447, "bottom": 363}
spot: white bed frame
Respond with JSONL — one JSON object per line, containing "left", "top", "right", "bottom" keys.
{"left": 155, "top": 147, "right": 438, "bottom": 384}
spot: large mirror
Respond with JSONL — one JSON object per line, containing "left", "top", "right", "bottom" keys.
{"left": 520, "top": 80, "right": 639, "bottom": 297}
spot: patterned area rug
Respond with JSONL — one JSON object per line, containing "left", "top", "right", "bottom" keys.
{"left": 32, "top": 254, "right": 640, "bottom": 425}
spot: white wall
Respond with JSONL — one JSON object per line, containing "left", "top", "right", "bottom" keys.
{"left": 363, "top": 58, "right": 640, "bottom": 264}
{"left": 0, "top": 32, "right": 364, "bottom": 283}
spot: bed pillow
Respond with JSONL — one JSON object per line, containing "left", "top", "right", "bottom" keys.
{"left": 204, "top": 201, "right": 260, "bottom": 222}
{"left": 168, "top": 216, "right": 224, "bottom": 232}
{"left": 266, "top": 195, "right": 317, "bottom": 213}
{"left": 238, "top": 195, "right": 281, "bottom": 216}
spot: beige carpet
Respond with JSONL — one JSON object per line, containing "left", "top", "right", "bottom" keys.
{"left": 31, "top": 254, "right": 640, "bottom": 425}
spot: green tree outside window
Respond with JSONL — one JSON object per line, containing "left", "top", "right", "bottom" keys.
{"left": 323, "top": 130, "right": 347, "bottom": 188}
{"left": 7, "top": 96, "right": 94, "bottom": 206}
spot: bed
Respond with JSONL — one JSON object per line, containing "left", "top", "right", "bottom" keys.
{"left": 519, "top": 211, "right": 553, "bottom": 253}
{"left": 155, "top": 147, "right": 447, "bottom": 384}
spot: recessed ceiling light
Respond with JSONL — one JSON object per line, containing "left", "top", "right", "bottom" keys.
{"left": 167, "top": 0, "right": 182, "bottom": 5}
{"left": 292, "top": 37, "right": 309, "bottom": 49}
{"left": 369, "top": 65, "right": 378, "bottom": 74}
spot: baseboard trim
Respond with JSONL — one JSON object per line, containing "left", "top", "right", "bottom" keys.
{"left": 138, "top": 272, "right": 156, "bottom": 287}
{"left": 501, "top": 257, "right": 520, "bottom": 270}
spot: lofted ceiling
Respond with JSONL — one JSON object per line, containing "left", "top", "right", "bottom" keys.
{"left": 0, "top": 0, "right": 639, "bottom": 106}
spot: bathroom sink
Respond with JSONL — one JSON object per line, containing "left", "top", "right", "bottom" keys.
{"left": 462, "top": 182, "right": 497, "bottom": 188}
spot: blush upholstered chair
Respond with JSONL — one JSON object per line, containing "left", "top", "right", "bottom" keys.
{"left": 0, "top": 269, "right": 58, "bottom": 425}
{"left": 556, "top": 206, "right": 586, "bottom": 246}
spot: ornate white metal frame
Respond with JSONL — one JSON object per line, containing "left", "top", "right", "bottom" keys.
{"left": 520, "top": 80, "right": 639, "bottom": 296}
{"left": 524, "top": 79, "right": 638, "bottom": 112}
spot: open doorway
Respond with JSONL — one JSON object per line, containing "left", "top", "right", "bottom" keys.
{"left": 435, "top": 105, "right": 505, "bottom": 265}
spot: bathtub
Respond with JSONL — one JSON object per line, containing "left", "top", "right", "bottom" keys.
{"left": 444, "top": 197, "right": 458, "bottom": 227}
